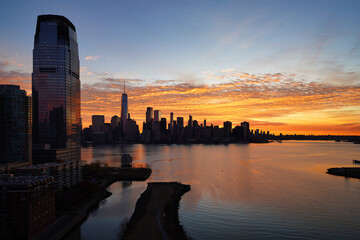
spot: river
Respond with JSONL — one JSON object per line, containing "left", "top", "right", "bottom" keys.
{"left": 78, "top": 141, "right": 360, "bottom": 239}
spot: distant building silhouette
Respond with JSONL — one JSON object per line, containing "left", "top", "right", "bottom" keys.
{"left": 223, "top": 121, "right": 232, "bottom": 138}
{"left": 170, "top": 112, "right": 174, "bottom": 133}
{"left": 160, "top": 118, "right": 167, "bottom": 132}
{"left": 32, "top": 15, "right": 80, "bottom": 162}
{"left": 124, "top": 114, "right": 140, "bottom": 142}
{"left": 241, "top": 121, "right": 249, "bottom": 140}
{"left": 146, "top": 107, "right": 154, "bottom": 124}
{"left": 188, "top": 115, "right": 193, "bottom": 127}
{"left": 154, "top": 110, "right": 161, "bottom": 122}
{"left": 177, "top": 117, "right": 184, "bottom": 128}
{"left": 92, "top": 115, "right": 105, "bottom": 133}
{"left": 0, "top": 85, "right": 32, "bottom": 172}
{"left": 121, "top": 84, "right": 128, "bottom": 132}
{"left": 111, "top": 115, "right": 120, "bottom": 130}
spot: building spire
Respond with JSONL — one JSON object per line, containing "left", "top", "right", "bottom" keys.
{"left": 124, "top": 82, "right": 126, "bottom": 94}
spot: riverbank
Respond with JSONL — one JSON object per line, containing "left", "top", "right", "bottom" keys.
{"left": 110, "top": 167, "right": 152, "bottom": 181}
{"left": 35, "top": 187, "right": 111, "bottom": 240}
{"left": 327, "top": 167, "right": 360, "bottom": 179}
{"left": 122, "top": 182, "right": 191, "bottom": 240}
{"left": 35, "top": 167, "right": 152, "bottom": 240}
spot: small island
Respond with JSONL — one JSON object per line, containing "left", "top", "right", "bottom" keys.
{"left": 327, "top": 167, "right": 360, "bottom": 179}
{"left": 122, "top": 182, "right": 191, "bottom": 240}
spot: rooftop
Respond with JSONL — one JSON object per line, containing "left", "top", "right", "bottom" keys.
{"left": 0, "top": 174, "right": 53, "bottom": 186}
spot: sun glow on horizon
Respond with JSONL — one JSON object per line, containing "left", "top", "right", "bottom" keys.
{"left": 75, "top": 71, "right": 360, "bottom": 135}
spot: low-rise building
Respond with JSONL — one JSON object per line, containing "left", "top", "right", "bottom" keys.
{"left": 16, "top": 159, "right": 82, "bottom": 190}
{"left": 0, "top": 174, "right": 55, "bottom": 239}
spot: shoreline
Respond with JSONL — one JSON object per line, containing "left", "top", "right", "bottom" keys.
{"left": 82, "top": 137, "right": 360, "bottom": 148}
{"left": 122, "top": 182, "right": 191, "bottom": 240}
{"left": 35, "top": 167, "right": 152, "bottom": 240}
{"left": 35, "top": 190, "right": 111, "bottom": 240}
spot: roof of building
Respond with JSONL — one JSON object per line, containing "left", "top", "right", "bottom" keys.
{"left": 18, "top": 159, "right": 81, "bottom": 170}
{"left": 37, "top": 14, "right": 76, "bottom": 32}
{"left": 0, "top": 174, "right": 53, "bottom": 186}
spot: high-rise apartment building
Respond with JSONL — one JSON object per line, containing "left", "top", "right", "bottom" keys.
{"left": 32, "top": 15, "right": 80, "bottom": 162}
{"left": 0, "top": 85, "right": 32, "bottom": 170}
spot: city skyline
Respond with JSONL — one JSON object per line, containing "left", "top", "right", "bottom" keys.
{"left": 0, "top": 1, "right": 360, "bottom": 135}
{"left": 1, "top": 7, "right": 360, "bottom": 240}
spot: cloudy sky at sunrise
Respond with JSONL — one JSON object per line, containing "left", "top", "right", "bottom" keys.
{"left": 0, "top": 0, "right": 359, "bottom": 135}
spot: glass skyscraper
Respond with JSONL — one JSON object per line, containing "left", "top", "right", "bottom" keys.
{"left": 121, "top": 85, "right": 128, "bottom": 132}
{"left": 32, "top": 15, "right": 80, "bottom": 161}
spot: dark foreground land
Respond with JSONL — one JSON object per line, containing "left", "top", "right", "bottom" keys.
{"left": 122, "top": 182, "right": 191, "bottom": 240}
{"left": 110, "top": 167, "right": 152, "bottom": 181}
{"left": 35, "top": 166, "right": 152, "bottom": 240}
{"left": 327, "top": 167, "right": 360, "bottom": 179}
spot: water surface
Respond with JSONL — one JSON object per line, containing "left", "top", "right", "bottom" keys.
{"left": 80, "top": 141, "right": 360, "bottom": 239}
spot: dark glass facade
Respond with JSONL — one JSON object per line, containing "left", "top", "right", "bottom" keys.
{"left": 121, "top": 93, "right": 128, "bottom": 131}
{"left": 0, "top": 85, "right": 32, "bottom": 165}
{"left": 32, "top": 15, "right": 80, "bottom": 161}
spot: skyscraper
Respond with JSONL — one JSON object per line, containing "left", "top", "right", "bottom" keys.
{"left": 154, "top": 110, "right": 161, "bottom": 122}
{"left": 92, "top": 115, "right": 105, "bottom": 133}
{"left": 146, "top": 107, "right": 154, "bottom": 123}
{"left": 188, "top": 115, "right": 193, "bottom": 127}
{"left": 177, "top": 117, "right": 184, "bottom": 128}
{"left": 223, "top": 121, "right": 232, "bottom": 137}
{"left": 241, "top": 121, "right": 250, "bottom": 141}
{"left": 111, "top": 115, "right": 121, "bottom": 130}
{"left": 121, "top": 83, "right": 128, "bottom": 132}
{"left": 170, "top": 112, "right": 174, "bottom": 132}
{"left": 32, "top": 15, "right": 80, "bottom": 161}
{"left": 0, "top": 85, "right": 32, "bottom": 168}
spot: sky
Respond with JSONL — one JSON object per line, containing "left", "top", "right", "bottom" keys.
{"left": 0, "top": 0, "right": 359, "bottom": 135}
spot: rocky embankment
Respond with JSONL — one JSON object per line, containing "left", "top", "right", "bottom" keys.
{"left": 327, "top": 167, "right": 360, "bottom": 179}
{"left": 122, "top": 182, "right": 191, "bottom": 240}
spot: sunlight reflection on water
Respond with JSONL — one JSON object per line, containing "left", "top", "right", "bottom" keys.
{"left": 80, "top": 141, "right": 360, "bottom": 240}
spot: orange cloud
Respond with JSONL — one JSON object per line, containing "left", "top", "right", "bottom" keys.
{"left": 1, "top": 62, "right": 359, "bottom": 135}
{"left": 84, "top": 55, "right": 101, "bottom": 61}
{"left": 81, "top": 73, "right": 360, "bottom": 135}
{"left": 0, "top": 63, "right": 31, "bottom": 93}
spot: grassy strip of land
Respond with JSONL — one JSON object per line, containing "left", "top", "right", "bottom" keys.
{"left": 122, "top": 182, "right": 191, "bottom": 240}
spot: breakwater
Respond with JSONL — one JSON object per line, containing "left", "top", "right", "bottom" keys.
{"left": 122, "top": 182, "right": 191, "bottom": 240}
